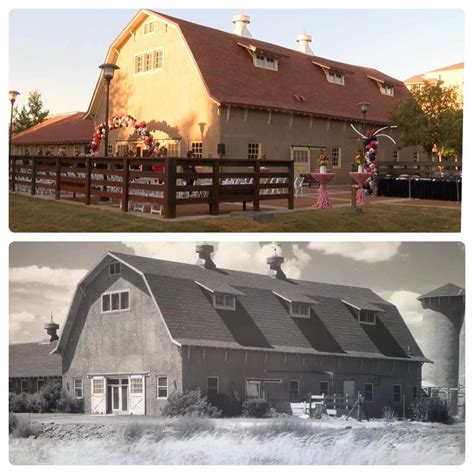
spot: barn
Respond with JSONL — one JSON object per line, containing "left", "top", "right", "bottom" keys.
{"left": 52, "top": 245, "right": 427, "bottom": 417}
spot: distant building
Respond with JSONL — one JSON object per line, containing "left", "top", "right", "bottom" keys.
{"left": 50, "top": 246, "right": 426, "bottom": 417}
{"left": 404, "top": 62, "right": 464, "bottom": 107}
{"left": 11, "top": 112, "right": 94, "bottom": 157}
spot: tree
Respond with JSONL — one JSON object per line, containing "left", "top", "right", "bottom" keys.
{"left": 390, "top": 81, "right": 463, "bottom": 160}
{"left": 13, "top": 90, "right": 49, "bottom": 133}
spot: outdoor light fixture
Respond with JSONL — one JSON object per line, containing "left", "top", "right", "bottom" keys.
{"left": 98, "top": 63, "right": 119, "bottom": 157}
{"left": 357, "top": 101, "right": 370, "bottom": 133}
{"left": 8, "top": 90, "right": 20, "bottom": 190}
{"left": 99, "top": 63, "right": 119, "bottom": 82}
{"left": 9, "top": 90, "right": 20, "bottom": 104}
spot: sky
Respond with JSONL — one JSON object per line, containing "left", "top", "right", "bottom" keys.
{"left": 9, "top": 9, "right": 464, "bottom": 114}
{"left": 9, "top": 241, "right": 465, "bottom": 348}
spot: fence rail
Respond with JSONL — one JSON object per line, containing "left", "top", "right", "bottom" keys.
{"left": 9, "top": 156, "right": 295, "bottom": 219}
{"left": 377, "top": 160, "right": 462, "bottom": 177}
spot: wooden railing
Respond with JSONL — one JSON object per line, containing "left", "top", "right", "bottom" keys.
{"left": 377, "top": 160, "right": 462, "bottom": 177}
{"left": 9, "top": 156, "right": 294, "bottom": 219}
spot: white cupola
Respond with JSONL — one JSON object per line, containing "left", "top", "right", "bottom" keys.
{"left": 232, "top": 12, "right": 252, "bottom": 38}
{"left": 296, "top": 32, "right": 314, "bottom": 55}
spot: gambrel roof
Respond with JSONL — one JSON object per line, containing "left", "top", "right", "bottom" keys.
{"left": 87, "top": 9, "right": 410, "bottom": 124}
{"left": 53, "top": 251, "right": 427, "bottom": 362}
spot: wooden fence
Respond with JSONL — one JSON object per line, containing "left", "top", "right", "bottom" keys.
{"left": 377, "top": 160, "right": 462, "bottom": 177}
{"left": 9, "top": 156, "right": 295, "bottom": 219}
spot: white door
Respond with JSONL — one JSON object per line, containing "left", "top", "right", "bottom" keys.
{"left": 129, "top": 375, "right": 145, "bottom": 415}
{"left": 343, "top": 380, "right": 355, "bottom": 396}
{"left": 291, "top": 147, "right": 311, "bottom": 177}
{"left": 91, "top": 376, "right": 106, "bottom": 414}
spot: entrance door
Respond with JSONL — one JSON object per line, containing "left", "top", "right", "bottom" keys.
{"left": 106, "top": 378, "right": 129, "bottom": 414}
{"left": 129, "top": 375, "right": 145, "bottom": 415}
{"left": 343, "top": 380, "right": 355, "bottom": 396}
{"left": 91, "top": 376, "right": 106, "bottom": 414}
{"left": 291, "top": 147, "right": 311, "bottom": 177}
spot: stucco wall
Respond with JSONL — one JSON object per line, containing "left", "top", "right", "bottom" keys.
{"left": 182, "top": 346, "right": 422, "bottom": 418}
{"left": 94, "top": 17, "right": 219, "bottom": 158}
{"left": 62, "top": 261, "right": 182, "bottom": 416}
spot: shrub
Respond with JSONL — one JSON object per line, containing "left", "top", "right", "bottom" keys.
{"left": 242, "top": 399, "right": 270, "bottom": 418}
{"left": 39, "top": 380, "right": 62, "bottom": 412}
{"left": 208, "top": 392, "right": 242, "bottom": 417}
{"left": 10, "top": 417, "right": 41, "bottom": 439}
{"left": 9, "top": 393, "right": 30, "bottom": 413}
{"left": 248, "top": 418, "right": 315, "bottom": 438}
{"left": 383, "top": 405, "right": 396, "bottom": 421}
{"left": 162, "top": 389, "right": 221, "bottom": 418}
{"left": 9, "top": 413, "right": 18, "bottom": 434}
{"left": 172, "top": 415, "right": 216, "bottom": 439}
{"left": 56, "top": 392, "right": 84, "bottom": 413}
{"left": 411, "top": 397, "right": 452, "bottom": 424}
{"left": 123, "top": 422, "right": 166, "bottom": 442}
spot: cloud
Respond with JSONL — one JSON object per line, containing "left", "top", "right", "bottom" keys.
{"left": 307, "top": 242, "right": 401, "bottom": 263}
{"left": 9, "top": 266, "right": 87, "bottom": 287}
{"left": 9, "top": 311, "right": 36, "bottom": 334}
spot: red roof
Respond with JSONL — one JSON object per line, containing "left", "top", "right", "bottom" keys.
{"left": 12, "top": 112, "right": 93, "bottom": 145}
{"left": 405, "top": 62, "right": 464, "bottom": 83}
{"left": 155, "top": 11, "right": 410, "bottom": 124}
{"left": 432, "top": 62, "right": 464, "bottom": 73}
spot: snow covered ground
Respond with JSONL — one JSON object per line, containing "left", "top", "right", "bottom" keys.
{"left": 9, "top": 416, "right": 465, "bottom": 465}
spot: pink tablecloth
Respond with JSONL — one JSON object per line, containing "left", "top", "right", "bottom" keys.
{"left": 311, "top": 172, "right": 336, "bottom": 209}
{"left": 349, "top": 172, "right": 371, "bottom": 205}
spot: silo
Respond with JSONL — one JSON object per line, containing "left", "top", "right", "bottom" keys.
{"left": 418, "top": 284, "right": 465, "bottom": 389}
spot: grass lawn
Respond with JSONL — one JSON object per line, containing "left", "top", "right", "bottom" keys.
{"left": 10, "top": 193, "right": 460, "bottom": 232}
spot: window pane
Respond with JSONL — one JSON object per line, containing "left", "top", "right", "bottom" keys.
{"left": 131, "top": 377, "right": 143, "bottom": 394}
{"left": 364, "top": 384, "right": 373, "bottom": 402}
{"left": 111, "top": 293, "right": 120, "bottom": 310}
{"left": 102, "top": 294, "right": 110, "bottom": 312}
{"left": 320, "top": 382, "right": 329, "bottom": 395}
{"left": 120, "top": 292, "right": 129, "bottom": 310}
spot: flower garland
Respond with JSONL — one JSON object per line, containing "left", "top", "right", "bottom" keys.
{"left": 362, "top": 129, "right": 379, "bottom": 173}
{"left": 89, "top": 114, "right": 158, "bottom": 155}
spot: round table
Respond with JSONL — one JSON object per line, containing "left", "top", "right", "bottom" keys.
{"left": 311, "top": 172, "right": 336, "bottom": 209}
{"left": 349, "top": 172, "right": 371, "bottom": 206}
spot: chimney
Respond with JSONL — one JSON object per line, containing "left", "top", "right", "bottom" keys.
{"left": 232, "top": 12, "right": 252, "bottom": 38}
{"left": 267, "top": 255, "right": 286, "bottom": 280}
{"left": 196, "top": 244, "right": 217, "bottom": 270}
{"left": 296, "top": 33, "right": 314, "bottom": 55}
{"left": 44, "top": 313, "right": 59, "bottom": 342}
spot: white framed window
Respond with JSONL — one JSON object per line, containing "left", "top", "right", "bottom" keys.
{"left": 207, "top": 376, "right": 219, "bottom": 396}
{"left": 167, "top": 141, "right": 180, "bottom": 157}
{"left": 248, "top": 143, "right": 261, "bottom": 160}
{"left": 246, "top": 380, "right": 262, "bottom": 399}
{"left": 331, "top": 147, "right": 341, "bottom": 168}
{"left": 393, "top": 150, "right": 399, "bottom": 161}
{"left": 135, "top": 49, "right": 164, "bottom": 74}
{"left": 290, "top": 302, "right": 311, "bottom": 318}
{"left": 109, "top": 262, "right": 121, "bottom": 276}
{"left": 74, "top": 378, "right": 83, "bottom": 398}
{"left": 254, "top": 54, "right": 278, "bottom": 71}
{"left": 116, "top": 144, "right": 129, "bottom": 156}
{"left": 9, "top": 379, "right": 14, "bottom": 393}
{"left": 36, "top": 379, "right": 45, "bottom": 392}
{"left": 327, "top": 70, "right": 345, "bottom": 85}
{"left": 107, "top": 144, "right": 113, "bottom": 155}
{"left": 413, "top": 385, "right": 419, "bottom": 400}
{"left": 292, "top": 148, "right": 309, "bottom": 163}
{"left": 364, "top": 383, "right": 374, "bottom": 402}
{"left": 320, "top": 381, "right": 329, "bottom": 396}
{"left": 393, "top": 384, "right": 402, "bottom": 402}
{"left": 131, "top": 376, "right": 144, "bottom": 395}
{"left": 358, "top": 310, "right": 377, "bottom": 325}
{"left": 144, "top": 21, "right": 155, "bottom": 35}
{"left": 145, "top": 52, "right": 153, "bottom": 72}
{"left": 413, "top": 151, "right": 420, "bottom": 162}
{"left": 21, "top": 379, "right": 29, "bottom": 393}
{"left": 153, "top": 49, "right": 164, "bottom": 70}
{"left": 157, "top": 376, "right": 168, "bottom": 399}
{"left": 289, "top": 380, "right": 300, "bottom": 399}
{"left": 213, "top": 293, "right": 236, "bottom": 310}
{"left": 380, "top": 84, "right": 394, "bottom": 96}
{"left": 92, "top": 378, "right": 104, "bottom": 395}
{"left": 191, "top": 142, "right": 203, "bottom": 159}
{"left": 135, "top": 55, "right": 144, "bottom": 74}
{"left": 101, "top": 289, "right": 130, "bottom": 313}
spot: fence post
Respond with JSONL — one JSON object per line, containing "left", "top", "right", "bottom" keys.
{"left": 402, "top": 393, "right": 406, "bottom": 420}
{"left": 31, "top": 157, "right": 37, "bottom": 196}
{"left": 308, "top": 392, "right": 312, "bottom": 418}
{"left": 288, "top": 161, "right": 295, "bottom": 209}
{"left": 85, "top": 157, "right": 91, "bottom": 206}
{"left": 253, "top": 161, "right": 260, "bottom": 211}
{"left": 55, "top": 157, "right": 61, "bottom": 200}
{"left": 11, "top": 156, "right": 16, "bottom": 192}
{"left": 122, "top": 158, "right": 129, "bottom": 212}
{"left": 163, "top": 158, "right": 176, "bottom": 219}
{"left": 210, "top": 160, "right": 220, "bottom": 215}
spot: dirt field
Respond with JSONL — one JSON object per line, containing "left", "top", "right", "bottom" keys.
{"left": 9, "top": 414, "right": 464, "bottom": 465}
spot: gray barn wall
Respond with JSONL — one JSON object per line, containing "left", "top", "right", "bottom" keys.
{"left": 62, "top": 262, "right": 183, "bottom": 415}
{"left": 182, "top": 346, "right": 422, "bottom": 418}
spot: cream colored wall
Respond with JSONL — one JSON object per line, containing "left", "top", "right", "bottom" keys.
{"left": 425, "top": 69, "right": 464, "bottom": 106}
{"left": 94, "top": 17, "right": 219, "bottom": 157}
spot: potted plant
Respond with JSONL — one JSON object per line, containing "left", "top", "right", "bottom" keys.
{"left": 317, "top": 151, "right": 329, "bottom": 173}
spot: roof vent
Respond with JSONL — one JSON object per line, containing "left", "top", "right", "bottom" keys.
{"left": 232, "top": 12, "right": 252, "bottom": 38}
{"left": 196, "top": 244, "right": 217, "bottom": 270}
{"left": 267, "top": 255, "right": 286, "bottom": 280}
{"left": 296, "top": 32, "right": 313, "bottom": 55}
{"left": 44, "top": 313, "right": 59, "bottom": 342}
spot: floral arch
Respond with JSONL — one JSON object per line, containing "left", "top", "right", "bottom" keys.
{"left": 90, "top": 114, "right": 158, "bottom": 155}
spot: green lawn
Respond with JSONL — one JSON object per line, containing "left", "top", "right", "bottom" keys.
{"left": 10, "top": 193, "right": 460, "bottom": 233}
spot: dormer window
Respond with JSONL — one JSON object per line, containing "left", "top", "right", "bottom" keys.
{"left": 327, "top": 70, "right": 345, "bottom": 85}
{"left": 109, "top": 262, "right": 121, "bottom": 276}
{"left": 255, "top": 54, "right": 278, "bottom": 71}
{"left": 291, "top": 302, "right": 311, "bottom": 318}
{"left": 213, "top": 293, "right": 236, "bottom": 310}
{"left": 380, "top": 83, "right": 394, "bottom": 96}
{"left": 358, "top": 310, "right": 377, "bottom": 325}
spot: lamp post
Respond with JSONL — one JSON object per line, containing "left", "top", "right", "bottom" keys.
{"left": 9, "top": 90, "right": 20, "bottom": 192}
{"left": 357, "top": 101, "right": 370, "bottom": 134}
{"left": 98, "top": 63, "right": 119, "bottom": 156}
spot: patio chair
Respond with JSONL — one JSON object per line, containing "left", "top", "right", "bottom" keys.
{"left": 294, "top": 177, "right": 305, "bottom": 197}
